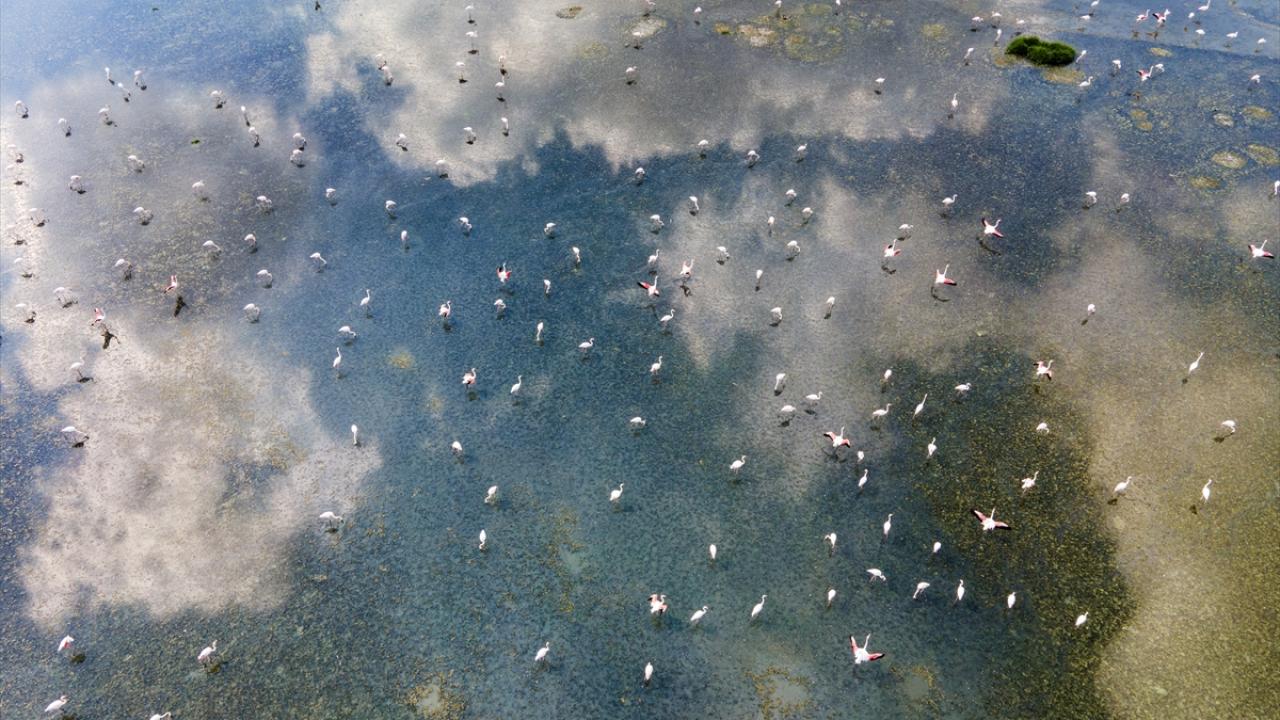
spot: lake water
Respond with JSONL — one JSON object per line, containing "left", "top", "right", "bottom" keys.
{"left": 1, "top": 1, "right": 1277, "bottom": 718}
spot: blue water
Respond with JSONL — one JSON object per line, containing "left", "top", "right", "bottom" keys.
{"left": 2, "top": 1, "right": 1278, "bottom": 718}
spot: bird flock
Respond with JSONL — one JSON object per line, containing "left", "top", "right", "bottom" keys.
{"left": 4, "top": 0, "right": 1276, "bottom": 716}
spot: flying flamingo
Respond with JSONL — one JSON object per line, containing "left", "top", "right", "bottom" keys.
{"left": 848, "top": 634, "right": 885, "bottom": 664}
{"left": 981, "top": 217, "right": 1004, "bottom": 239}
{"left": 823, "top": 427, "right": 852, "bottom": 449}
{"left": 638, "top": 278, "right": 660, "bottom": 298}
{"left": 972, "top": 507, "right": 1011, "bottom": 531}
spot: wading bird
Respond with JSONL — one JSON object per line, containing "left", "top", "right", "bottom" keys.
{"left": 750, "top": 594, "right": 767, "bottom": 621}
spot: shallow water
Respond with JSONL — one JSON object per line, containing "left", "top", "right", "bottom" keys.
{"left": 1, "top": 1, "right": 1278, "bottom": 718}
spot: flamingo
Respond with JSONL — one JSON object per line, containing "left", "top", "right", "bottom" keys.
{"left": 648, "top": 593, "right": 669, "bottom": 616}
{"left": 1248, "top": 240, "right": 1273, "bottom": 259}
{"left": 163, "top": 275, "right": 178, "bottom": 293}
{"left": 462, "top": 368, "right": 477, "bottom": 387}
{"left": 972, "top": 507, "right": 1011, "bottom": 531}
{"left": 981, "top": 217, "right": 1004, "bottom": 239}
{"left": 730, "top": 455, "right": 747, "bottom": 475}
{"left": 535, "top": 643, "right": 550, "bottom": 663}
{"left": 197, "top": 640, "right": 217, "bottom": 666}
{"left": 805, "top": 391, "right": 823, "bottom": 411}
{"left": 1035, "top": 360, "right": 1054, "bottom": 380}
{"left": 934, "top": 265, "right": 957, "bottom": 286}
{"left": 750, "top": 594, "right": 767, "bottom": 621}
{"left": 496, "top": 264, "right": 512, "bottom": 284}
{"left": 1187, "top": 352, "right": 1204, "bottom": 376}
{"left": 1113, "top": 476, "right": 1136, "bottom": 497}
{"left": 823, "top": 427, "right": 852, "bottom": 449}
{"left": 848, "top": 634, "right": 885, "bottom": 664}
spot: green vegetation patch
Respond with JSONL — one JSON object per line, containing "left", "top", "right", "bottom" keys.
{"left": 1006, "top": 35, "right": 1077, "bottom": 66}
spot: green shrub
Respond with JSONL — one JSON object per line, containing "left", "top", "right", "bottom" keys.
{"left": 1005, "top": 35, "right": 1077, "bottom": 66}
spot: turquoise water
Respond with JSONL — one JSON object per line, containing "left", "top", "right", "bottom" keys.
{"left": 2, "top": 1, "right": 1277, "bottom": 718}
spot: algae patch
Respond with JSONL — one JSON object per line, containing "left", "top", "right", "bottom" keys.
{"left": 1129, "top": 109, "right": 1155, "bottom": 132}
{"left": 578, "top": 42, "right": 608, "bottom": 59}
{"left": 920, "top": 23, "right": 949, "bottom": 41}
{"left": 628, "top": 16, "right": 667, "bottom": 40}
{"left": 1042, "top": 66, "right": 1084, "bottom": 85}
{"left": 747, "top": 667, "right": 813, "bottom": 718}
{"left": 555, "top": 5, "right": 581, "bottom": 19}
{"left": 388, "top": 348, "right": 415, "bottom": 369}
{"left": 406, "top": 672, "right": 466, "bottom": 719}
{"left": 1188, "top": 175, "right": 1223, "bottom": 190}
{"left": 1244, "top": 144, "right": 1278, "bottom": 166}
{"left": 1211, "top": 150, "right": 1247, "bottom": 169}
{"left": 1241, "top": 106, "right": 1272, "bottom": 121}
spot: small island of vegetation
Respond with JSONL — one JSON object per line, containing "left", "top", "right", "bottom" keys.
{"left": 1006, "top": 35, "right": 1077, "bottom": 66}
